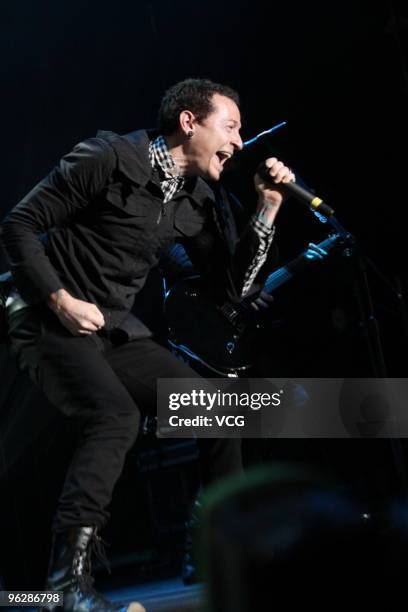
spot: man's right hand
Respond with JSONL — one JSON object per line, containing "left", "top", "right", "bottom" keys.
{"left": 47, "top": 288, "right": 105, "bottom": 336}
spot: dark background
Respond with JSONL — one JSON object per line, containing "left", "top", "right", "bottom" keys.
{"left": 1, "top": 0, "right": 407, "bottom": 590}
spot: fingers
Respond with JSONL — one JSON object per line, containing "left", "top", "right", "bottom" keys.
{"left": 88, "top": 304, "right": 105, "bottom": 328}
{"left": 305, "top": 242, "right": 328, "bottom": 261}
{"left": 250, "top": 292, "right": 274, "bottom": 311}
{"left": 76, "top": 304, "right": 105, "bottom": 331}
{"left": 264, "top": 157, "right": 295, "bottom": 184}
{"left": 308, "top": 242, "right": 328, "bottom": 257}
{"left": 66, "top": 318, "right": 98, "bottom": 336}
{"left": 79, "top": 319, "right": 100, "bottom": 333}
{"left": 57, "top": 300, "right": 105, "bottom": 336}
{"left": 58, "top": 320, "right": 94, "bottom": 337}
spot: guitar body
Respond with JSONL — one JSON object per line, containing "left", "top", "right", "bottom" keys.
{"left": 165, "top": 277, "right": 260, "bottom": 374}
{"left": 165, "top": 234, "right": 344, "bottom": 375}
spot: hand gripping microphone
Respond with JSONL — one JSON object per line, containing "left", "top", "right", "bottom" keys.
{"left": 257, "top": 162, "right": 335, "bottom": 218}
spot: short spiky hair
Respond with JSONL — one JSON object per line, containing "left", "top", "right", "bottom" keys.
{"left": 157, "top": 78, "right": 240, "bottom": 135}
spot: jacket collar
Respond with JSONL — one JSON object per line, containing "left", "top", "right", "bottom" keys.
{"left": 96, "top": 129, "right": 214, "bottom": 207}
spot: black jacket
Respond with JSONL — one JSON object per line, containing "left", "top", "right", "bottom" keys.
{"left": 0, "top": 130, "right": 275, "bottom": 332}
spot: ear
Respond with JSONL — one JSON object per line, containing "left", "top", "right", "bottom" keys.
{"left": 179, "top": 110, "right": 196, "bottom": 135}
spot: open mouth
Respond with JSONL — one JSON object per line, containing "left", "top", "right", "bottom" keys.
{"left": 215, "top": 150, "right": 232, "bottom": 166}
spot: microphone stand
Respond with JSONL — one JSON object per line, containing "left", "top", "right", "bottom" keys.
{"left": 309, "top": 202, "right": 408, "bottom": 376}
{"left": 356, "top": 252, "right": 408, "bottom": 494}
{"left": 310, "top": 202, "right": 408, "bottom": 493}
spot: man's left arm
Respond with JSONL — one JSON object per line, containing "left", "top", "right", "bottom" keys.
{"left": 227, "top": 157, "right": 295, "bottom": 301}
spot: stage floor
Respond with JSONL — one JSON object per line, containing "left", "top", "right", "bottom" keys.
{"left": 107, "top": 578, "right": 203, "bottom": 611}
{"left": 16, "top": 578, "right": 204, "bottom": 612}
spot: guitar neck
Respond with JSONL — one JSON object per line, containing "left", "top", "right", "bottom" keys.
{"left": 263, "top": 234, "right": 341, "bottom": 294}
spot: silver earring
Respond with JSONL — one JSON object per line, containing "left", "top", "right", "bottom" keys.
{"left": 187, "top": 130, "right": 194, "bottom": 138}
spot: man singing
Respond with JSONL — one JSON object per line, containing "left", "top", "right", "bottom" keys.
{"left": 0, "top": 78, "right": 294, "bottom": 611}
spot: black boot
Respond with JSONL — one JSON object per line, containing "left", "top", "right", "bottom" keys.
{"left": 40, "top": 526, "right": 145, "bottom": 612}
{"left": 181, "top": 498, "right": 202, "bottom": 586}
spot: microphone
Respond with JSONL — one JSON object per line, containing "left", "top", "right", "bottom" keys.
{"left": 243, "top": 121, "right": 287, "bottom": 148}
{"left": 257, "top": 162, "right": 335, "bottom": 218}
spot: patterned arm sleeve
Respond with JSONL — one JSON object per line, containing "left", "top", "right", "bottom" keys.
{"left": 241, "top": 215, "right": 276, "bottom": 297}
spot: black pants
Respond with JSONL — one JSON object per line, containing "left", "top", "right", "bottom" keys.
{"left": 8, "top": 306, "right": 242, "bottom": 532}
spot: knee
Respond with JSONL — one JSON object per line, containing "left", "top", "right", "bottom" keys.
{"left": 102, "top": 400, "right": 141, "bottom": 430}
{"left": 80, "top": 393, "right": 141, "bottom": 436}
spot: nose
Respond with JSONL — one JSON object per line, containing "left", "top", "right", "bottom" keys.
{"left": 231, "top": 130, "right": 243, "bottom": 152}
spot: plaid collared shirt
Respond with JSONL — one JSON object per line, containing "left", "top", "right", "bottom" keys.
{"left": 149, "top": 134, "right": 274, "bottom": 298}
{"left": 149, "top": 135, "right": 185, "bottom": 204}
